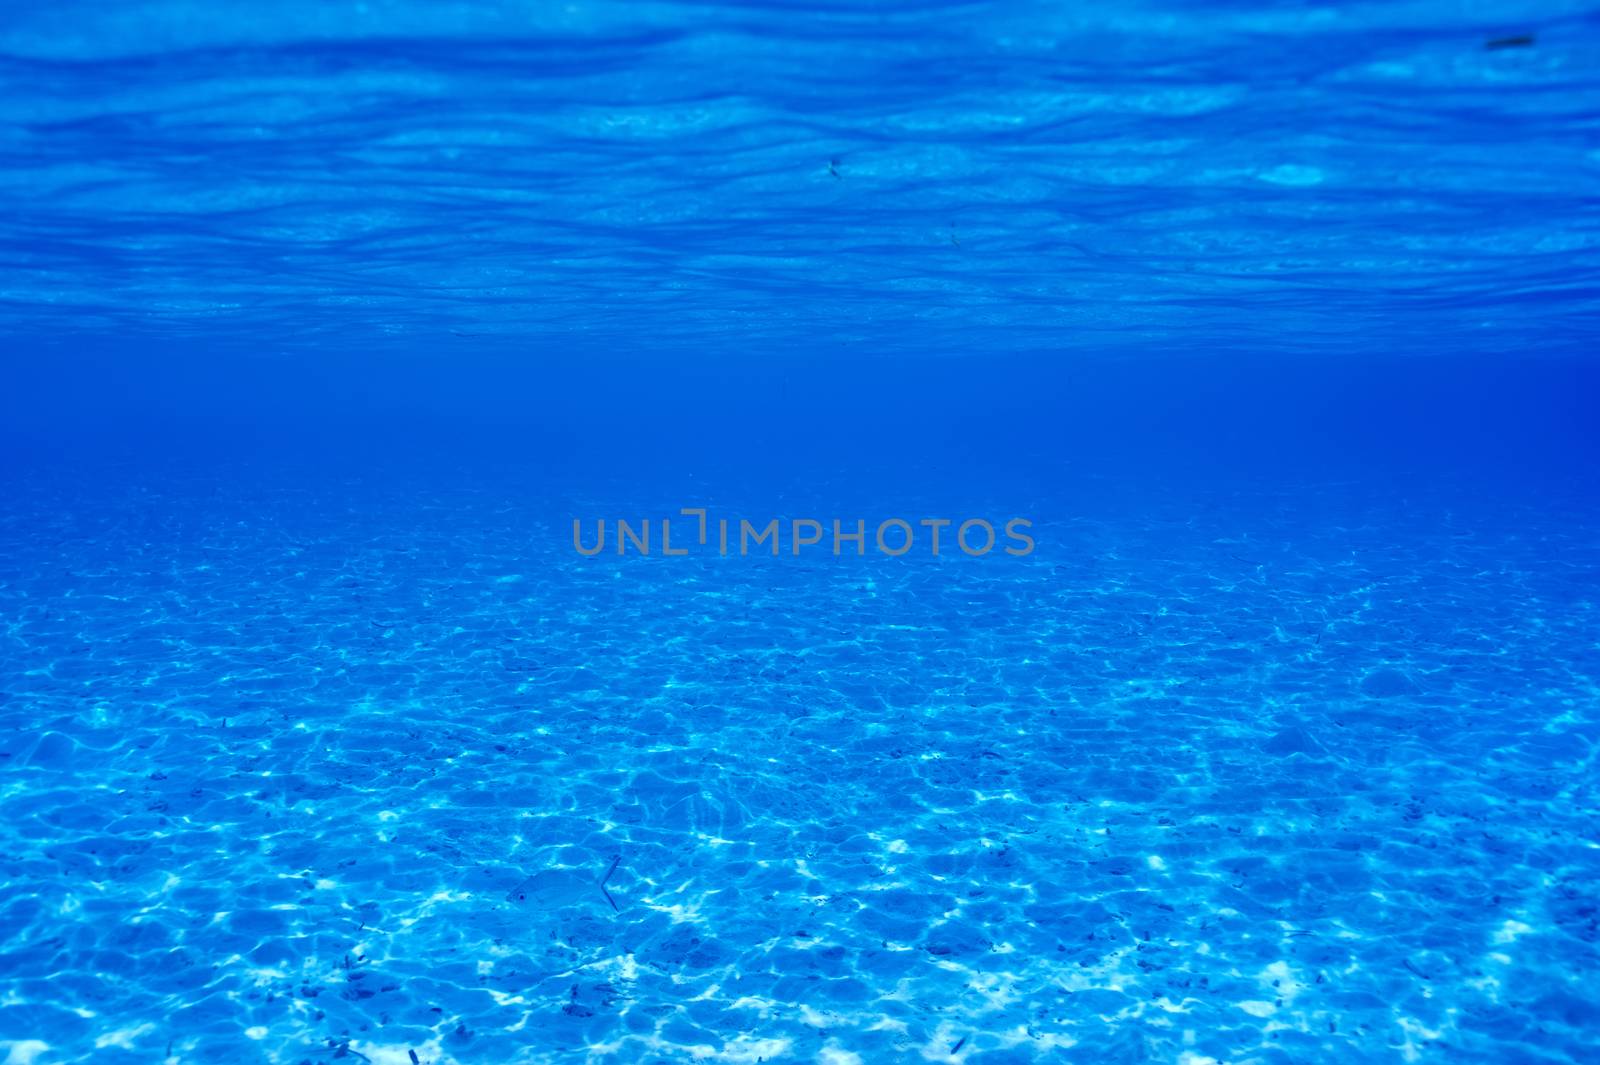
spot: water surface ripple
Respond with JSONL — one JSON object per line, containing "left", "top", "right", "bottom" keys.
{"left": 2, "top": 0, "right": 1597, "bottom": 354}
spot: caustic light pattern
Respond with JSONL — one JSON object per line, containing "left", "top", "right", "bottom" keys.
{"left": 2, "top": 475, "right": 1598, "bottom": 1063}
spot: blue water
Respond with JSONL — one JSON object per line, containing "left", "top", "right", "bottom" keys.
{"left": 3, "top": 3, "right": 1600, "bottom": 1064}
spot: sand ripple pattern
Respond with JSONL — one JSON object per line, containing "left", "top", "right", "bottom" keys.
{"left": 1, "top": 469, "right": 1598, "bottom": 1063}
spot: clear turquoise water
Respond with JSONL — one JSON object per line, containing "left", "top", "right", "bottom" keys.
{"left": 2, "top": 3, "right": 1599, "bottom": 1064}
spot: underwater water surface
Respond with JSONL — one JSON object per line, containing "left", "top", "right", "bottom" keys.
{"left": 3, "top": 2, "right": 1600, "bottom": 1065}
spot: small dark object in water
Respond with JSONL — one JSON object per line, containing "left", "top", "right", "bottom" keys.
{"left": 409, "top": 1050, "right": 420, "bottom": 1065}
{"left": 1402, "top": 958, "right": 1431, "bottom": 980}
{"left": 600, "top": 853, "right": 622, "bottom": 912}
{"left": 1485, "top": 34, "right": 1535, "bottom": 49}
{"left": 951, "top": 1035, "right": 967, "bottom": 1053}
{"left": 828, "top": 159, "right": 841, "bottom": 179}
